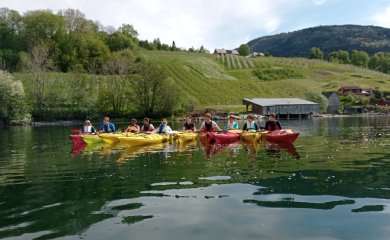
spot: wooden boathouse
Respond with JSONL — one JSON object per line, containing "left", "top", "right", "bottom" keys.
{"left": 243, "top": 98, "right": 320, "bottom": 119}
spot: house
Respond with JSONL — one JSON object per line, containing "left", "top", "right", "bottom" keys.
{"left": 250, "top": 52, "right": 265, "bottom": 57}
{"left": 327, "top": 93, "right": 340, "bottom": 114}
{"left": 227, "top": 50, "right": 239, "bottom": 55}
{"left": 338, "top": 86, "right": 372, "bottom": 96}
{"left": 214, "top": 49, "right": 227, "bottom": 55}
{"left": 243, "top": 98, "right": 320, "bottom": 119}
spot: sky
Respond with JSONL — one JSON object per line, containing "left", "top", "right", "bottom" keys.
{"left": 2, "top": 0, "right": 390, "bottom": 50}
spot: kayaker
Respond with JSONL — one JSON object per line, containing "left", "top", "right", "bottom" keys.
{"left": 226, "top": 113, "right": 240, "bottom": 130}
{"left": 200, "top": 113, "right": 222, "bottom": 132}
{"left": 140, "top": 117, "right": 155, "bottom": 133}
{"left": 183, "top": 116, "right": 196, "bottom": 131}
{"left": 155, "top": 118, "right": 173, "bottom": 134}
{"left": 243, "top": 114, "right": 259, "bottom": 131}
{"left": 125, "top": 118, "right": 140, "bottom": 133}
{"left": 82, "top": 120, "right": 96, "bottom": 134}
{"left": 100, "top": 115, "right": 116, "bottom": 133}
{"left": 265, "top": 113, "right": 282, "bottom": 131}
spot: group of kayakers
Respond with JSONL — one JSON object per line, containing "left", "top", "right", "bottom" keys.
{"left": 81, "top": 113, "right": 282, "bottom": 134}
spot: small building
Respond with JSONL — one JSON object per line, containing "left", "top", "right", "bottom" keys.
{"left": 214, "top": 48, "right": 227, "bottom": 55}
{"left": 327, "top": 92, "right": 340, "bottom": 114}
{"left": 243, "top": 98, "right": 320, "bottom": 119}
{"left": 250, "top": 52, "right": 265, "bottom": 57}
{"left": 227, "top": 49, "right": 239, "bottom": 55}
{"left": 338, "top": 86, "right": 372, "bottom": 96}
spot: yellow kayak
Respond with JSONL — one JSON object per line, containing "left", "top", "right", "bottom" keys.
{"left": 81, "top": 134, "right": 103, "bottom": 145}
{"left": 241, "top": 131, "right": 267, "bottom": 143}
{"left": 99, "top": 133, "right": 124, "bottom": 144}
{"left": 118, "top": 134, "right": 170, "bottom": 146}
{"left": 172, "top": 131, "right": 198, "bottom": 143}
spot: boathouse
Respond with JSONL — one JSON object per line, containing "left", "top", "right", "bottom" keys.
{"left": 243, "top": 98, "right": 320, "bottom": 119}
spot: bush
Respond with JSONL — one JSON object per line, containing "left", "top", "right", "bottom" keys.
{"left": 253, "top": 67, "right": 304, "bottom": 81}
{"left": 0, "top": 70, "right": 29, "bottom": 124}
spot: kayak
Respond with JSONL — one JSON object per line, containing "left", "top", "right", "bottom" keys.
{"left": 118, "top": 134, "right": 170, "bottom": 146}
{"left": 81, "top": 134, "right": 103, "bottom": 145}
{"left": 265, "top": 129, "right": 299, "bottom": 144}
{"left": 69, "top": 134, "right": 84, "bottom": 146}
{"left": 200, "top": 131, "right": 241, "bottom": 145}
{"left": 172, "top": 131, "right": 198, "bottom": 143}
{"left": 241, "top": 131, "right": 267, "bottom": 143}
{"left": 99, "top": 133, "right": 124, "bottom": 144}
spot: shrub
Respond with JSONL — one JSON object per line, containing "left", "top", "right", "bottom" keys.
{"left": 253, "top": 67, "right": 304, "bottom": 81}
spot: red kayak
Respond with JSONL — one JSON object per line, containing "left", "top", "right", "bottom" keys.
{"left": 265, "top": 130, "right": 299, "bottom": 144}
{"left": 200, "top": 131, "right": 241, "bottom": 145}
{"left": 70, "top": 134, "right": 84, "bottom": 145}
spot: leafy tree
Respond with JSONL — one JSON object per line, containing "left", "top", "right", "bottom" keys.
{"left": 329, "top": 50, "right": 350, "bottom": 64}
{"left": 369, "top": 52, "right": 390, "bottom": 73}
{"left": 238, "top": 44, "right": 250, "bottom": 56}
{"left": 0, "top": 70, "right": 27, "bottom": 124}
{"left": 132, "top": 62, "right": 178, "bottom": 115}
{"left": 350, "top": 50, "right": 369, "bottom": 67}
{"left": 310, "top": 47, "right": 324, "bottom": 60}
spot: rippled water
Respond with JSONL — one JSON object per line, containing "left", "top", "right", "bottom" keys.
{"left": 1, "top": 117, "right": 390, "bottom": 240}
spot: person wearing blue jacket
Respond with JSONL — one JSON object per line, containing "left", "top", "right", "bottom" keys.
{"left": 100, "top": 115, "right": 116, "bottom": 133}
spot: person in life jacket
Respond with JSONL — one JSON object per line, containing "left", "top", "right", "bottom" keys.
{"left": 242, "top": 114, "right": 259, "bottom": 131}
{"left": 226, "top": 113, "right": 240, "bottom": 130}
{"left": 140, "top": 117, "right": 155, "bottom": 133}
{"left": 200, "top": 113, "right": 222, "bottom": 132}
{"left": 100, "top": 115, "right": 116, "bottom": 133}
{"left": 265, "top": 113, "right": 282, "bottom": 131}
{"left": 183, "top": 116, "right": 196, "bottom": 131}
{"left": 125, "top": 118, "right": 140, "bottom": 133}
{"left": 155, "top": 118, "right": 173, "bottom": 134}
{"left": 82, "top": 120, "right": 96, "bottom": 134}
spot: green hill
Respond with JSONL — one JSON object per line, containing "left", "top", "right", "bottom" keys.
{"left": 247, "top": 25, "right": 390, "bottom": 57}
{"left": 139, "top": 50, "right": 390, "bottom": 110}
{"left": 14, "top": 50, "right": 390, "bottom": 118}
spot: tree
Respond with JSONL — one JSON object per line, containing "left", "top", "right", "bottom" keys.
{"left": 238, "top": 44, "right": 250, "bottom": 56}
{"left": 369, "top": 52, "right": 390, "bottom": 73}
{"left": 0, "top": 70, "right": 27, "bottom": 124}
{"left": 132, "top": 62, "right": 178, "bottom": 115}
{"left": 329, "top": 50, "right": 350, "bottom": 64}
{"left": 310, "top": 47, "right": 324, "bottom": 60}
{"left": 171, "top": 41, "right": 177, "bottom": 51}
{"left": 351, "top": 50, "right": 369, "bottom": 67}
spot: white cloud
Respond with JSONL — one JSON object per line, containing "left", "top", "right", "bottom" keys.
{"left": 0, "top": 0, "right": 300, "bottom": 50}
{"left": 372, "top": 6, "right": 390, "bottom": 28}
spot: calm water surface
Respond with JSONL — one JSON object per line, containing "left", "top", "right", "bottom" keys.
{"left": 1, "top": 117, "right": 390, "bottom": 240}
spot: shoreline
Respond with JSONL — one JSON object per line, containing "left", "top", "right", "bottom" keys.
{"left": 3, "top": 112, "right": 387, "bottom": 128}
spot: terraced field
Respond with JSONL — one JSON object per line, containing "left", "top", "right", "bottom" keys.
{"left": 140, "top": 50, "right": 390, "bottom": 109}
{"left": 215, "top": 54, "right": 255, "bottom": 70}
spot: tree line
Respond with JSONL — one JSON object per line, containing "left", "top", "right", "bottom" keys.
{"left": 309, "top": 47, "right": 390, "bottom": 74}
{"left": 0, "top": 8, "right": 185, "bottom": 124}
{"left": 0, "top": 8, "right": 197, "bottom": 73}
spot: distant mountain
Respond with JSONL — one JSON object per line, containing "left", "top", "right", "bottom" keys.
{"left": 247, "top": 25, "right": 390, "bottom": 57}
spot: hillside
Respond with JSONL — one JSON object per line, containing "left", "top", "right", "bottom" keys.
{"left": 141, "top": 50, "right": 390, "bottom": 110}
{"left": 14, "top": 50, "right": 390, "bottom": 116}
{"left": 247, "top": 25, "right": 390, "bottom": 57}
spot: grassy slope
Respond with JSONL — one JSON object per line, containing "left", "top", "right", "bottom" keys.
{"left": 141, "top": 50, "right": 390, "bottom": 110}
{"left": 15, "top": 50, "right": 390, "bottom": 113}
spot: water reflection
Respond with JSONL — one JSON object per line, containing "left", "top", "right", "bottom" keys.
{"left": 2, "top": 117, "right": 390, "bottom": 239}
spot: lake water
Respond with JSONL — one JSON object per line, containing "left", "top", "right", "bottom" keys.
{"left": 1, "top": 117, "right": 390, "bottom": 240}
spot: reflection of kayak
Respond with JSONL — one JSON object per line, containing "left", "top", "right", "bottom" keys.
{"left": 266, "top": 142, "right": 300, "bottom": 159}
{"left": 265, "top": 130, "right": 299, "bottom": 144}
{"left": 99, "top": 133, "right": 123, "bottom": 144}
{"left": 172, "top": 132, "right": 198, "bottom": 143}
{"left": 81, "top": 134, "right": 103, "bottom": 145}
{"left": 118, "top": 134, "right": 170, "bottom": 146}
{"left": 200, "top": 131, "right": 241, "bottom": 145}
{"left": 241, "top": 131, "right": 267, "bottom": 143}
